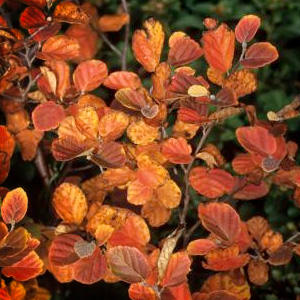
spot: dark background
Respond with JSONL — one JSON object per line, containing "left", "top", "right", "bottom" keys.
{"left": 1, "top": 0, "right": 300, "bottom": 299}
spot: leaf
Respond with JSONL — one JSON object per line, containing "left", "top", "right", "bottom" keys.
{"left": 223, "top": 69, "right": 257, "bottom": 98}
{"left": 129, "top": 283, "right": 157, "bottom": 300}
{"left": 236, "top": 126, "right": 277, "bottom": 156}
{"left": 160, "top": 252, "right": 191, "bottom": 287}
{"left": 209, "top": 107, "right": 243, "bottom": 121}
{"left": 157, "top": 227, "right": 184, "bottom": 284}
{"left": 98, "top": 13, "right": 130, "bottom": 32}
{"left": 1, "top": 188, "right": 28, "bottom": 224}
{"left": 2, "top": 251, "right": 43, "bottom": 281}
{"left": 202, "top": 23, "right": 235, "bottom": 73}
{"left": 240, "top": 42, "right": 279, "bottom": 68}
{"left": 247, "top": 260, "right": 269, "bottom": 286}
{"left": 127, "top": 119, "right": 159, "bottom": 145}
{"left": 98, "top": 110, "right": 129, "bottom": 141}
{"left": 52, "top": 182, "right": 88, "bottom": 225}
{"left": 0, "top": 125, "right": 15, "bottom": 157}
{"left": 19, "top": 6, "right": 46, "bottom": 29}
{"left": 73, "top": 60, "right": 108, "bottom": 92}
{"left": 168, "top": 32, "right": 203, "bottom": 67}
{"left": 45, "top": 59, "right": 70, "bottom": 99}
{"left": 187, "top": 85, "right": 209, "bottom": 98}
{"left": 104, "top": 71, "right": 142, "bottom": 90}
{"left": 32, "top": 101, "right": 66, "bottom": 131}
{"left": 214, "top": 87, "right": 238, "bottom": 107}
{"left": 233, "top": 181, "right": 269, "bottom": 200}
{"left": 108, "top": 215, "right": 150, "bottom": 248}
{"left": 107, "top": 246, "right": 151, "bottom": 283}
{"left": 66, "top": 24, "right": 98, "bottom": 63}
{"left": 235, "top": 15, "right": 261, "bottom": 43}
{"left": 156, "top": 179, "right": 181, "bottom": 209}
{"left": 28, "top": 22, "right": 61, "bottom": 42}
{"left": 37, "top": 35, "right": 80, "bottom": 60}
{"left": 189, "top": 167, "right": 235, "bottom": 199}
{"left": 91, "top": 141, "right": 126, "bottom": 168}
{"left": 161, "top": 137, "right": 192, "bottom": 164}
{"left": 51, "top": 135, "right": 96, "bottom": 161}
{"left": 74, "top": 106, "right": 99, "bottom": 139}
{"left": 198, "top": 203, "right": 241, "bottom": 246}
{"left": 187, "top": 239, "right": 218, "bottom": 256}
{"left": 73, "top": 247, "right": 107, "bottom": 284}
{"left": 203, "top": 246, "right": 249, "bottom": 271}
{"left": 53, "top": 2, "right": 90, "bottom": 24}
{"left": 132, "top": 18, "right": 165, "bottom": 72}
{"left": 48, "top": 234, "right": 81, "bottom": 266}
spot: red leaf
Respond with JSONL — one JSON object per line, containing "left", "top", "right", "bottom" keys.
{"left": 189, "top": 167, "right": 235, "bottom": 198}
{"left": 202, "top": 23, "right": 235, "bottom": 73}
{"left": 129, "top": 283, "right": 156, "bottom": 300}
{"left": 19, "top": 6, "right": 46, "bottom": 29}
{"left": 107, "top": 246, "right": 151, "bottom": 283}
{"left": 1, "top": 188, "right": 28, "bottom": 224}
{"left": 161, "top": 137, "right": 192, "bottom": 164}
{"left": 198, "top": 203, "right": 241, "bottom": 246}
{"left": 232, "top": 153, "right": 257, "bottom": 175}
{"left": 0, "top": 125, "right": 15, "bottom": 157}
{"left": 73, "top": 247, "right": 107, "bottom": 284}
{"left": 168, "top": 33, "right": 203, "bottom": 67}
{"left": 32, "top": 101, "right": 66, "bottom": 131}
{"left": 2, "top": 251, "right": 43, "bottom": 281}
{"left": 161, "top": 283, "right": 193, "bottom": 300}
{"left": 241, "top": 42, "right": 279, "bottom": 68}
{"left": 160, "top": 252, "right": 191, "bottom": 287}
{"left": 49, "top": 234, "right": 81, "bottom": 266}
{"left": 73, "top": 60, "right": 108, "bottom": 92}
{"left": 28, "top": 22, "right": 61, "bottom": 42}
{"left": 235, "top": 15, "right": 261, "bottom": 43}
{"left": 233, "top": 181, "right": 269, "bottom": 200}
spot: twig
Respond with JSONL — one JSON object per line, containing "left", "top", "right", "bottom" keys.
{"left": 35, "top": 147, "right": 51, "bottom": 188}
{"left": 99, "top": 32, "right": 122, "bottom": 57}
{"left": 286, "top": 231, "right": 300, "bottom": 244}
{"left": 121, "top": 0, "right": 130, "bottom": 70}
{"left": 179, "top": 123, "right": 214, "bottom": 225}
{"left": 183, "top": 220, "right": 201, "bottom": 247}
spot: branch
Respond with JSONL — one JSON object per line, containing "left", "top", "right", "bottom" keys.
{"left": 99, "top": 32, "right": 122, "bottom": 57}
{"left": 34, "top": 147, "right": 51, "bottom": 188}
{"left": 121, "top": 0, "right": 130, "bottom": 70}
{"left": 183, "top": 220, "right": 200, "bottom": 247}
{"left": 179, "top": 123, "right": 214, "bottom": 225}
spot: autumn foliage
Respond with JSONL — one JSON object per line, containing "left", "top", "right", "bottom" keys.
{"left": 0, "top": 1, "right": 300, "bottom": 299}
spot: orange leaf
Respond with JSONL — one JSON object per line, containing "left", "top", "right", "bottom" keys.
{"left": 198, "top": 203, "right": 241, "bottom": 246}
{"left": 1, "top": 188, "right": 28, "bottom": 224}
{"left": 232, "top": 153, "right": 257, "bottom": 175}
{"left": 161, "top": 137, "right": 192, "bottom": 164}
{"left": 160, "top": 252, "right": 191, "bottom": 287}
{"left": 109, "top": 215, "right": 150, "bottom": 249}
{"left": 32, "top": 101, "right": 66, "bottom": 131}
{"left": 98, "top": 13, "right": 129, "bottom": 32}
{"left": 15, "top": 129, "right": 43, "bottom": 161}
{"left": 233, "top": 181, "right": 269, "bottom": 200}
{"left": 161, "top": 283, "right": 193, "bottom": 300}
{"left": 28, "top": 22, "right": 61, "bottom": 42}
{"left": 187, "top": 239, "right": 218, "bottom": 256}
{"left": 168, "top": 33, "right": 203, "bottom": 67}
{"left": 155, "top": 179, "right": 181, "bottom": 209}
{"left": 240, "top": 42, "right": 279, "bottom": 68}
{"left": 66, "top": 24, "right": 99, "bottom": 63}
{"left": 247, "top": 260, "right": 269, "bottom": 286}
{"left": 107, "top": 246, "right": 151, "bottom": 283}
{"left": 132, "top": 18, "right": 165, "bottom": 72}
{"left": 73, "top": 60, "right": 108, "bottom": 92}
{"left": 52, "top": 182, "right": 88, "bottom": 225}
{"left": 129, "top": 283, "right": 157, "bottom": 300}
{"left": 53, "top": 2, "right": 90, "bottom": 24}
{"left": 2, "top": 251, "right": 43, "bottom": 281}
{"left": 189, "top": 167, "right": 235, "bottom": 199}
{"left": 203, "top": 246, "right": 249, "bottom": 271}
{"left": 104, "top": 71, "right": 142, "bottom": 90}
{"left": 0, "top": 125, "right": 15, "bottom": 157}
{"left": 235, "top": 15, "right": 261, "bottom": 43}
{"left": 202, "top": 23, "right": 235, "bottom": 73}
{"left": 37, "top": 35, "right": 80, "bottom": 60}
